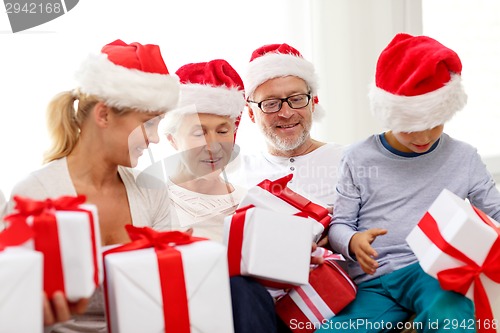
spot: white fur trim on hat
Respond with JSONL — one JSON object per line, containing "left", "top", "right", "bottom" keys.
{"left": 244, "top": 53, "right": 318, "bottom": 100}
{"left": 312, "top": 104, "right": 325, "bottom": 121}
{"left": 177, "top": 84, "right": 244, "bottom": 119}
{"left": 75, "top": 53, "right": 180, "bottom": 112}
{"left": 369, "top": 74, "right": 467, "bottom": 132}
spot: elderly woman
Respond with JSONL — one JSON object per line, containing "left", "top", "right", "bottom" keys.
{"left": 160, "top": 59, "right": 278, "bottom": 333}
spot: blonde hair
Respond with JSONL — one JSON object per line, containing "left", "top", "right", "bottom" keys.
{"left": 43, "top": 91, "right": 129, "bottom": 163}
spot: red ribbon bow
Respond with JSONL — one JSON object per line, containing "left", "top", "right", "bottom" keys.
{"left": 258, "top": 174, "right": 331, "bottom": 228}
{"left": 0, "top": 214, "right": 34, "bottom": 251}
{"left": 103, "top": 226, "right": 206, "bottom": 333}
{"left": 5, "top": 195, "right": 99, "bottom": 299}
{"left": 12, "top": 195, "right": 87, "bottom": 216}
{"left": 418, "top": 206, "right": 500, "bottom": 333}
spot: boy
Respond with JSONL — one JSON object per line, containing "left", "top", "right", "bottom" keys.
{"left": 319, "top": 33, "right": 500, "bottom": 333}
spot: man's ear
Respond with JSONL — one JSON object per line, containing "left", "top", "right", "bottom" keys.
{"left": 93, "top": 102, "right": 110, "bottom": 127}
{"left": 166, "top": 133, "right": 178, "bottom": 150}
{"left": 247, "top": 104, "right": 256, "bottom": 123}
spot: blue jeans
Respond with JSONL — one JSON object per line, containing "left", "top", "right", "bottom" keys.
{"left": 315, "top": 263, "right": 475, "bottom": 333}
{"left": 230, "top": 276, "right": 277, "bottom": 333}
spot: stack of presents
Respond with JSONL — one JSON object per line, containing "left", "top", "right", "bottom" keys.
{"left": 1, "top": 176, "right": 498, "bottom": 332}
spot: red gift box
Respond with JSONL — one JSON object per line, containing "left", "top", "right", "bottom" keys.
{"left": 275, "top": 258, "right": 357, "bottom": 333}
{"left": 238, "top": 174, "right": 331, "bottom": 242}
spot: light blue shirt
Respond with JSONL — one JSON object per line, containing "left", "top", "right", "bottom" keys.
{"left": 330, "top": 133, "right": 500, "bottom": 283}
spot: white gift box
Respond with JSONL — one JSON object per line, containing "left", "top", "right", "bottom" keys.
{"left": 104, "top": 240, "right": 234, "bottom": 333}
{"left": 406, "top": 189, "right": 500, "bottom": 330}
{"left": 224, "top": 206, "right": 313, "bottom": 286}
{"left": 0, "top": 247, "right": 43, "bottom": 333}
{"left": 19, "top": 202, "right": 103, "bottom": 302}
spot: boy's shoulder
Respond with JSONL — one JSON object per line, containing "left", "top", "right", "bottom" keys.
{"left": 440, "top": 133, "right": 478, "bottom": 153}
{"left": 343, "top": 134, "right": 379, "bottom": 155}
{"left": 344, "top": 133, "right": 476, "bottom": 152}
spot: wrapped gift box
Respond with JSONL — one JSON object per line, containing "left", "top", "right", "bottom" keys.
{"left": 406, "top": 189, "right": 500, "bottom": 332}
{"left": 275, "top": 258, "right": 357, "bottom": 333}
{"left": 0, "top": 247, "right": 43, "bottom": 333}
{"left": 104, "top": 227, "right": 234, "bottom": 333}
{"left": 224, "top": 205, "right": 312, "bottom": 286}
{"left": 6, "top": 195, "right": 103, "bottom": 302}
{"left": 238, "top": 174, "right": 331, "bottom": 242}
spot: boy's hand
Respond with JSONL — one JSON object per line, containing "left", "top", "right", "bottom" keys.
{"left": 349, "top": 228, "right": 387, "bottom": 275}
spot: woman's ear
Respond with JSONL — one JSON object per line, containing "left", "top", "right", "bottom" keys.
{"left": 93, "top": 102, "right": 110, "bottom": 127}
{"left": 166, "top": 133, "right": 178, "bottom": 150}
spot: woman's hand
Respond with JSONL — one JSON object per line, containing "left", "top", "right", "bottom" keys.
{"left": 43, "top": 291, "right": 89, "bottom": 326}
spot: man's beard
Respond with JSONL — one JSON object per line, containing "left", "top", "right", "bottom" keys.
{"left": 262, "top": 122, "right": 311, "bottom": 152}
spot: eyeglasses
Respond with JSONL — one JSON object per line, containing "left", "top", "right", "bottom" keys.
{"left": 247, "top": 93, "right": 312, "bottom": 114}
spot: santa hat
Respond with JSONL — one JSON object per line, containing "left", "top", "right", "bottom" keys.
{"left": 175, "top": 59, "right": 245, "bottom": 119}
{"left": 75, "top": 39, "right": 179, "bottom": 112}
{"left": 369, "top": 33, "right": 467, "bottom": 132}
{"left": 244, "top": 43, "right": 324, "bottom": 120}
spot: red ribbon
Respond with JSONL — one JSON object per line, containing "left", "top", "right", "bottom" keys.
{"left": 227, "top": 205, "right": 251, "bottom": 277}
{"left": 6, "top": 195, "right": 100, "bottom": 299}
{"left": 103, "top": 225, "right": 206, "bottom": 333}
{"left": 0, "top": 214, "right": 34, "bottom": 250}
{"left": 418, "top": 206, "right": 500, "bottom": 333}
{"left": 258, "top": 174, "right": 331, "bottom": 228}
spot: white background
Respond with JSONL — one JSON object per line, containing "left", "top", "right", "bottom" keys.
{"left": 0, "top": 0, "right": 499, "bottom": 197}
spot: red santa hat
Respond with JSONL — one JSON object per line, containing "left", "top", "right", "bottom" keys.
{"left": 175, "top": 59, "right": 245, "bottom": 120}
{"left": 244, "top": 43, "right": 324, "bottom": 120}
{"left": 369, "top": 33, "right": 467, "bottom": 132}
{"left": 75, "top": 39, "right": 179, "bottom": 112}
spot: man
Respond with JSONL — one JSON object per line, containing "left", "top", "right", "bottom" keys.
{"left": 230, "top": 43, "right": 345, "bottom": 333}
{"left": 232, "top": 43, "right": 344, "bottom": 209}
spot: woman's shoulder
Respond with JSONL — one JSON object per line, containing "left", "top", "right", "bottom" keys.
{"left": 119, "top": 165, "right": 170, "bottom": 204}
{"left": 11, "top": 158, "right": 70, "bottom": 199}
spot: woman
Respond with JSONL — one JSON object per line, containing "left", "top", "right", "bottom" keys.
{"left": 163, "top": 60, "right": 246, "bottom": 243}
{"left": 8, "top": 39, "right": 179, "bottom": 332}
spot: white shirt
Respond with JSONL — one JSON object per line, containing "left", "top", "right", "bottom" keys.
{"left": 228, "top": 143, "right": 344, "bottom": 207}
{"left": 168, "top": 180, "right": 246, "bottom": 243}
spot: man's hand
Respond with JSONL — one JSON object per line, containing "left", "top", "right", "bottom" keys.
{"left": 309, "top": 242, "right": 324, "bottom": 266}
{"left": 43, "top": 291, "right": 89, "bottom": 326}
{"left": 316, "top": 235, "right": 329, "bottom": 248}
{"left": 349, "top": 228, "right": 387, "bottom": 275}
